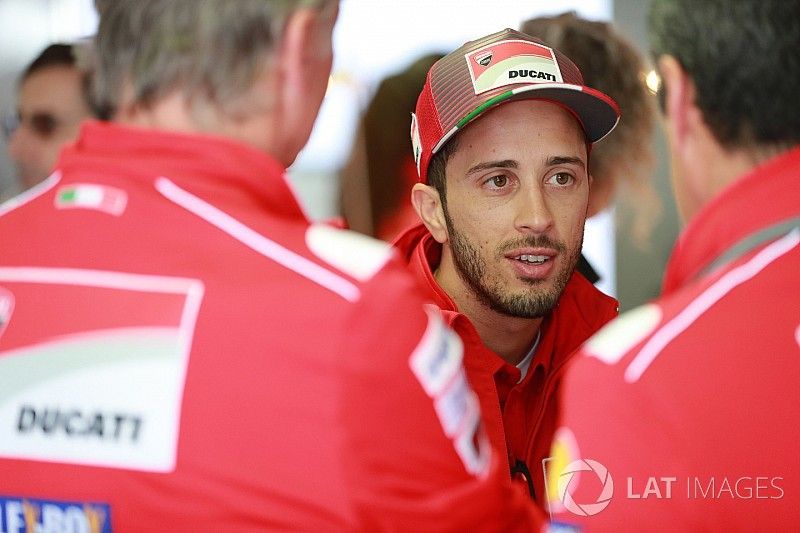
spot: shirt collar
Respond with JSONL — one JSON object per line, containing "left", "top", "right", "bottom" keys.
{"left": 60, "top": 120, "right": 309, "bottom": 223}
{"left": 663, "top": 146, "right": 800, "bottom": 293}
{"left": 515, "top": 330, "right": 541, "bottom": 383}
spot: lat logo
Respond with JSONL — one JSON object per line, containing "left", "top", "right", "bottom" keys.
{"left": 0, "top": 287, "right": 13, "bottom": 341}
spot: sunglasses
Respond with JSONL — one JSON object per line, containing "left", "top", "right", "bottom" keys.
{"left": 2, "top": 110, "right": 60, "bottom": 140}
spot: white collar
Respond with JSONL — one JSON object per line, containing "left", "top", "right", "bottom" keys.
{"left": 516, "top": 330, "right": 541, "bottom": 383}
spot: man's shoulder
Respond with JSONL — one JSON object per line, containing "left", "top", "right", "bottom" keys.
{"left": 303, "top": 223, "right": 397, "bottom": 287}
{"left": 577, "top": 301, "right": 666, "bottom": 377}
{"left": 578, "top": 229, "right": 800, "bottom": 386}
{"left": 571, "top": 273, "right": 712, "bottom": 387}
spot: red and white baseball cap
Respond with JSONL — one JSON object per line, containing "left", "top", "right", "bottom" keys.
{"left": 411, "top": 28, "right": 620, "bottom": 182}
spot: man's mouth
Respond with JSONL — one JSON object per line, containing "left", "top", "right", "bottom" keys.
{"left": 504, "top": 248, "right": 558, "bottom": 280}
{"left": 514, "top": 254, "right": 550, "bottom": 265}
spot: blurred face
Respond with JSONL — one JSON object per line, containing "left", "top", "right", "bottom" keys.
{"left": 441, "top": 100, "right": 589, "bottom": 318}
{"left": 7, "top": 65, "right": 91, "bottom": 189}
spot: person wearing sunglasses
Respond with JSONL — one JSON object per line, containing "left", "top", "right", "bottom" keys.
{"left": 4, "top": 43, "right": 93, "bottom": 190}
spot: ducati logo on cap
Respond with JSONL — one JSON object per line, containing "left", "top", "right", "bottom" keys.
{"left": 465, "top": 39, "right": 563, "bottom": 95}
{"left": 475, "top": 51, "right": 493, "bottom": 67}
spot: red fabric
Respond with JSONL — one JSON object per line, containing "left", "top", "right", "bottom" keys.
{"left": 552, "top": 146, "right": 800, "bottom": 529}
{"left": 393, "top": 223, "right": 618, "bottom": 509}
{"left": 0, "top": 121, "right": 543, "bottom": 531}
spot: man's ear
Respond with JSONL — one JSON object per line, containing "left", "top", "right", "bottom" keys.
{"left": 411, "top": 183, "right": 449, "bottom": 243}
{"left": 658, "top": 54, "right": 697, "bottom": 153}
{"left": 283, "top": 3, "right": 337, "bottom": 65}
{"left": 275, "top": 5, "right": 336, "bottom": 165}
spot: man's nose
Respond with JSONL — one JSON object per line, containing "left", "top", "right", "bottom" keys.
{"left": 513, "top": 184, "right": 554, "bottom": 235}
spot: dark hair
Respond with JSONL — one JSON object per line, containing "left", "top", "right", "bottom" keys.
{"left": 649, "top": 0, "right": 800, "bottom": 150}
{"left": 19, "top": 42, "right": 98, "bottom": 121}
{"left": 426, "top": 135, "right": 459, "bottom": 210}
{"left": 22, "top": 44, "right": 76, "bottom": 81}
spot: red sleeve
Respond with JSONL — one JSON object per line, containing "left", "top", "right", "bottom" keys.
{"left": 338, "top": 261, "right": 544, "bottom": 531}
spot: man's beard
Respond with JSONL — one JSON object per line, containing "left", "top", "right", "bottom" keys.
{"left": 444, "top": 208, "right": 582, "bottom": 319}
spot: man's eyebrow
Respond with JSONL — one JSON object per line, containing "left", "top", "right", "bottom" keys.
{"left": 547, "top": 155, "right": 586, "bottom": 169}
{"left": 466, "top": 159, "right": 517, "bottom": 175}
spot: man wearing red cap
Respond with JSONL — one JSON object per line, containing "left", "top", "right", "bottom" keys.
{"left": 394, "top": 28, "right": 620, "bottom": 506}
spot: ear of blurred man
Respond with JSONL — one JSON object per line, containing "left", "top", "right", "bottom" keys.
{"left": 658, "top": 54, "right": 707, "bottom": 223}
{"left": 274, "top": 2, "right": 338, "bottom": 167}
{"left": 658, "top": 53, "right": 755, "bottom": 223}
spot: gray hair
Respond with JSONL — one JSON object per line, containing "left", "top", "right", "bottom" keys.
{"left": 91, "top": 0, "right": 329, "bottom": 120}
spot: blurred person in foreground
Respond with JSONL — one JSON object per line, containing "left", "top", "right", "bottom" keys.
{"left": 522, "top": 12, "right": 659, "bottom": 283}
{"left": 0, "top": 1, "right": 541, "bottom": 530}
{"left": 548, "top": 0, "right": 800, "bottom": 529}
{"left": 394, "top": 28, "right": 620, "bottom": 507}
{"left": 4, "top": 43, "right": 93, "bottom": 191}
{"left": 340, "top": 53, "right": 443, "bottom": 241}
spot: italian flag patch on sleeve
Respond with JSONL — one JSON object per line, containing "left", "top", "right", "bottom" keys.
{"left": 55, "top": 183, "right": 127, "bottom": 216}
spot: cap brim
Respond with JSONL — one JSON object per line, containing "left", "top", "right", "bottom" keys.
{"left": 432, "top": 83, "right": 620, "bottom": 154}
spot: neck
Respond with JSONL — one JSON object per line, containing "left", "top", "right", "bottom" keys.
{"left": 435, "top": 247, "right": 542, "bottom": 366}
{"left": 706, "top": 145, "right": 776, "bottom": 201}
{"left": 114, "top": 77, "right": 294, "bottom": 166}
{"left": 680, "top": 121, "right": 789, "bottom": 220}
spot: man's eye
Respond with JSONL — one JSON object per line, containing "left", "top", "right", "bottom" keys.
{"left": 489, "top": 175, "right": 507, "bottom": 188}
{"left": 549, "top": 172, "right": 573, "bottom": 186}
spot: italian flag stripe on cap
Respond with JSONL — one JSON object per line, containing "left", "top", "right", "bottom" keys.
{"left": 55, "top": 184, "right": 127, "bottom": 216}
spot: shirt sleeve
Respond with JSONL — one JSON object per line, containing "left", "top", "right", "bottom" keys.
{"left": 337, "top": 259, "right": 544, "bottom": 531}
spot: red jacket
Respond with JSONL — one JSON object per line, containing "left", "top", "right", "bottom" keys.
{"left": 550, "top": 146, "right": 800, "bottom": 530}
{"left": 0, "top": 121, "right": 541, "bottom": 531}
{"left": 394, "top": 224, "right": 618, "bottom": 507}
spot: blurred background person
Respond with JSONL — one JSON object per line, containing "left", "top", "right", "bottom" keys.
{"left": 3, "top": 43, "right": 93, "bottom": 190}
{"left": 0, "top": 0, "right": 542, "bottom": 529}
{"left": 339, "top": 53, "right": 443, "bottom": 241}
{"left": 548, "top": 0, "right": 800, "bottom": 528}
{"left": 522, "top": 12, "right": 659, "bottom": 284}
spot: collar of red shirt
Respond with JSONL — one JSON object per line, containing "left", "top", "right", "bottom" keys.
{"left": 60, "top": 120, "right": 308, "bottom": 224}
{"left": 662, "top": 145, "right": 800, "bottom": 293}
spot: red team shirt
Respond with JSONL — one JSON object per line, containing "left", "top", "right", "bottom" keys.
{"left": 0, "top": 121, "right": 540, "bottom": 531}
{"left": 394, "top": 224, "right": 617, "bottom": 508}
{"left": 548, "top": 147, "right": 800, "bottom": 530}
